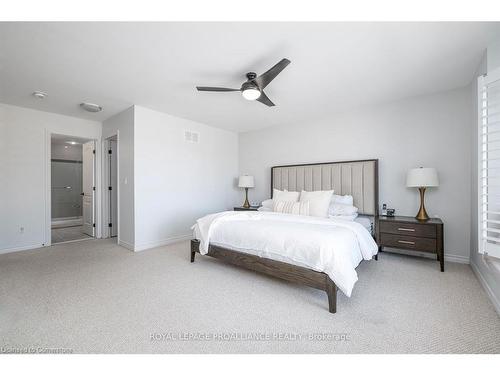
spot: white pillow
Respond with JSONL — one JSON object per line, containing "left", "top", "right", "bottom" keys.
{"left": 299, "top": 190, "right": 334, "bottom": 218}
{"left": 273, "top": 201, "right": 310, "bottom": 216}
{"left": 273, "top": 189, "right": 300, "bottom": 203}
{"left": 328, "top": 213, "right": 358, "bottom": 221}
{"left": 257, "top": 206, "right": 272, "bottom": 212}
{"left": 329, "top": 203, "right": 358, "bottom": 216}
{"left": 261, "top": 199, "right": 274, "bottom": 209}
{"left": 331, "top": 194, "right": 354, "bottom": 206}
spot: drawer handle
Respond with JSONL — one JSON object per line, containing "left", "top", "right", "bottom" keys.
{"left": 398, "top": 240, "right": 415, "bottom": 245}
{"left": 397, "top": 227, "right": 415, "bottom": 232}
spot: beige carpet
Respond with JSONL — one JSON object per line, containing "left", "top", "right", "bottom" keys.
{"left": 0, "top": 239, "right": 499, "bottom": 354}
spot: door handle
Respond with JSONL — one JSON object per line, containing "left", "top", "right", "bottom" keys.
{"left": 80, "top": 192, "right": 84, "bottom": 196}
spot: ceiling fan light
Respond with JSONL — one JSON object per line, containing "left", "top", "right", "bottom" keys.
{"left": 242, "top": 88, "right": 261, "bottom": 101}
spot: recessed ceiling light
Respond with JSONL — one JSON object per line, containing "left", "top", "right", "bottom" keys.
{"left": 32, "top": 91, "right": 47, "bottom": 99}
{"left": 66, "top": 141, "right": 78, "bottom": 145}
{"left": 80, "top": 102, "right": 103, "bottom": 113}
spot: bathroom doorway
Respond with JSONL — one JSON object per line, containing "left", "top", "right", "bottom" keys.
{"left": 50, "top": 134, "right": 95, "bottom": 244}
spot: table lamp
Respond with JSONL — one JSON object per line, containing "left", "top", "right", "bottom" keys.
{"left": 238, "top": 175, "right": 254, "bottom": 209}
{"left": 406, "top": 167, "right": 439, "bottom": 221}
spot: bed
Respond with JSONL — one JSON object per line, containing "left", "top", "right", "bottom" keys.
{"left": 191, "top": 159, "right": 379, "bottom": 313}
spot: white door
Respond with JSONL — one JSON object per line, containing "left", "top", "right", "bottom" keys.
{"left": 109, "top": 139, "right": 118, "bottom": 237}
{"left": 82, "top": 141, "right": 95, "bottom": 237}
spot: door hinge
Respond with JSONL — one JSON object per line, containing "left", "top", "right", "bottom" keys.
{"left": 108, "top": 186, "right": 112, "bottom": 191}
{"left": 92, "top": 186, "right": 96, "bottom": 191}
{"left": 108, "top": 223, "right": 112, "bottom": 227}
{"left": 93, "top": 223, "right": 96, "bottom": 228}
{"left": 92, "top": 149, "right": 95, "bottom": 154}
{"left": 108, "top": 149, "right": 112, "bottom": 154}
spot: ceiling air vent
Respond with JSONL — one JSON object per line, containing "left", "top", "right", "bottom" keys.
{"left": 184, "top": 130, "right": 200, "bottom": 144}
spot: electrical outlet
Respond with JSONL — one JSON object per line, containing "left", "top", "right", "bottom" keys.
{"left": 20, "top": 226, "right": 24, "bottom": 234}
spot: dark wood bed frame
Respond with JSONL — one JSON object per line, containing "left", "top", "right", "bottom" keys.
{"left": 190, "top": 159, "right": 379, "bottom": 314}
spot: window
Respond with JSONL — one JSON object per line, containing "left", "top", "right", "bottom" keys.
{"left": 479, "top": 67, "right": 500, "bottom": 258}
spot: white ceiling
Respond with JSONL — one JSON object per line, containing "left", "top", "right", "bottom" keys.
{"left": 1, "top": 22, "right": 499, "bottom": 132}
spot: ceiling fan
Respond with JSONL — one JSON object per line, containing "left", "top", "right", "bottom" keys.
{"left": 196, "top": 58, "right": 291, "bottom": 106}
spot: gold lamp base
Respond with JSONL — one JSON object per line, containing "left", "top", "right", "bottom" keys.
{"left": 415, "top": 187, "right": 429, "bottom": 221}
{"left": 242, "top": 187, "right": 250, "bottom": 209}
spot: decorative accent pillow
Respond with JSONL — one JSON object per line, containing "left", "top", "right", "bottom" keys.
{"left": 299, "top": 190, "right": 334, "bottom": 218}
{"left": 257, "top": 206, "right": 272, "bottom": 212}
{"left": 261, "top": 199, "right": 274, "bottom": 209}
{"left": 331, "top": 194, "right": 354, "bottom": 206}
{"left": 328, "top": 213, "right": 358, "bottom": 221}
{"left": 273, "top": 201, "right": 310, "bottom": 216}
{"left": 328, "top": 203, "right": 358, "bottom": 216}
{"left": 273, "top": 188, "right": 300, "bottom": 203}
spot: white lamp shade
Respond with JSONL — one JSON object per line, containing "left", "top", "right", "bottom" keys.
{"left": 406, "top": 167, "right": 439, "bottom": 187}
{"left": 238, "top": 175, "right": 255, "bottom": 188}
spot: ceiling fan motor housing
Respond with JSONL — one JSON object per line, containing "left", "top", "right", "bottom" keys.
{"left": 241, "top": 80, "right": 259, "bottom": 91}
{"left": 246, "top": 72, "right": 257, "bottom": 80}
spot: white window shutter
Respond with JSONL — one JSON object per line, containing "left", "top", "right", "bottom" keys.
{"left": 479, "top": 67, "right": 500, "bottom": 258}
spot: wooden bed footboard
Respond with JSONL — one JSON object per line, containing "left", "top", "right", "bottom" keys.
{"left": 190, "top": 239, "right": 337, "bottom": 313}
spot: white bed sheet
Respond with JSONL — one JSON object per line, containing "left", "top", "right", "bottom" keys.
{"left": 354, "top": 216, "right": 373, "bottom": 234}
{"left": 192, "top": 211, "right": 378, "bottom": 297}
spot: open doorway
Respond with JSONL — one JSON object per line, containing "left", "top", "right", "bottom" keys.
{"left": 50, "top": 134, "right": 95, "bottom": 244}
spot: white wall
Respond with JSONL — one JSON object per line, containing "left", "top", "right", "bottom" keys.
{"left": 133, "top": 106, "right": 238, "bottom": 251}
{"left": 487, "top": 40, "right": 500, "bottom": 73}
{"left": 239, "top": 87, "right": 472, "bottom": 262}
{"left": 0, "top": 103, "right": 101, "bottom": 253}
{"left": 471, "top": 46, "right": 500, "bottom": 314}
{"left": 102, "top": 106, "right": 135, "bottom": 249}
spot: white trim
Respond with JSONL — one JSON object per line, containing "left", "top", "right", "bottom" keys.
{"left": 478, "top": 75, "right": 484, "bottom": 255}
{"left": 46, "top": 132, "right": 102, "bottom": 246}
{"left": 0, "top": 243, "right": 45, "bottom": 255}
{"left": 470, "top": 260, "right": 500, "bottom": 316}
{"left": 381, "top": 248, "right": 469, "bottom": 264}
{"left": 444, "top": 254, "right": 470, "bottom": 264}
{"left": 44, "top": 129, "right": 51, "bottom": 247}
{"left": 118, "top": 239, "right": 135, "bottom": 251}
{"left": 133, "top": 234, "right": 193, "bottom": 252}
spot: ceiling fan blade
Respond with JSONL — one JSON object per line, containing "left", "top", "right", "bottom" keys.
{"left": 255, "top": 58, "right": 291, "bottom": 89}
{"left": 196, "top": 86, "right": 240, "bottom": 92}
{"left": 256, "top": 91, "right": 275, "bottom": 107}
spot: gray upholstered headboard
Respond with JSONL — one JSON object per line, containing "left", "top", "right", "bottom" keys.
{"left": 271, "top": 159, "right": 379, "bottom": 216}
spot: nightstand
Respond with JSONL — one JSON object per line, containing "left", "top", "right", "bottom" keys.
{"left": 376, "top": 216, "right": 444, "bottom": 271}
{"left": 233, "top": 206, "right": 259, "bottom": 211}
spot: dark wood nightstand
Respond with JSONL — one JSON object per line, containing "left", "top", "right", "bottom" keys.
{"left": 376, "top": 215, "right": 444, "bottom": 271}
{"left": 233, "top": 206, "right": 260, "bottom": 211}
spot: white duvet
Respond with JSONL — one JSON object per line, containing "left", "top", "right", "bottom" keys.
{"left": 192, "top": 211, "right": 378, "bottom": 297}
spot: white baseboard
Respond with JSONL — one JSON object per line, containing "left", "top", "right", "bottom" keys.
{"left": 470, "top": 260, "right": 500, "bottom": 316}
{"left": 0, "top": 243, "right": 44, "bottom": 255}
{"left": 382, "top": 247, "right": 469, "bottom": 264}
{"left": 133, "top": 234, "right": 193, "bottom": 252}
{"left": 444, "top": 254, "right": 470, "bottom": 264}
{"left": 118, "top": 239, "right": 135, "bottom": 251}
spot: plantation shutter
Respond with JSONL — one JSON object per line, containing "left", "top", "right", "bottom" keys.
{"left": 479, "top": 67, "right": 500, "bottom": 258}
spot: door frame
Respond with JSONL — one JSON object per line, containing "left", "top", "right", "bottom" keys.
{"left": 102, "top": 133, "right": 120, "bottom": 241}
{"left": 45, "top": 131, "right": 102, "bottom": 246}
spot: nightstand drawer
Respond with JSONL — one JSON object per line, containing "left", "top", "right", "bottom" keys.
{"left": 380, "top": 233, "right": 437, "bottom": 252}
{"left": 379, "top": 221, "right": 436, "bottom": 238}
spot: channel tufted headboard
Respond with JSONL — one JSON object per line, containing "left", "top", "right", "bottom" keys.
{"left": 271, "top": 159, "right": 379, "bottom": 216}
